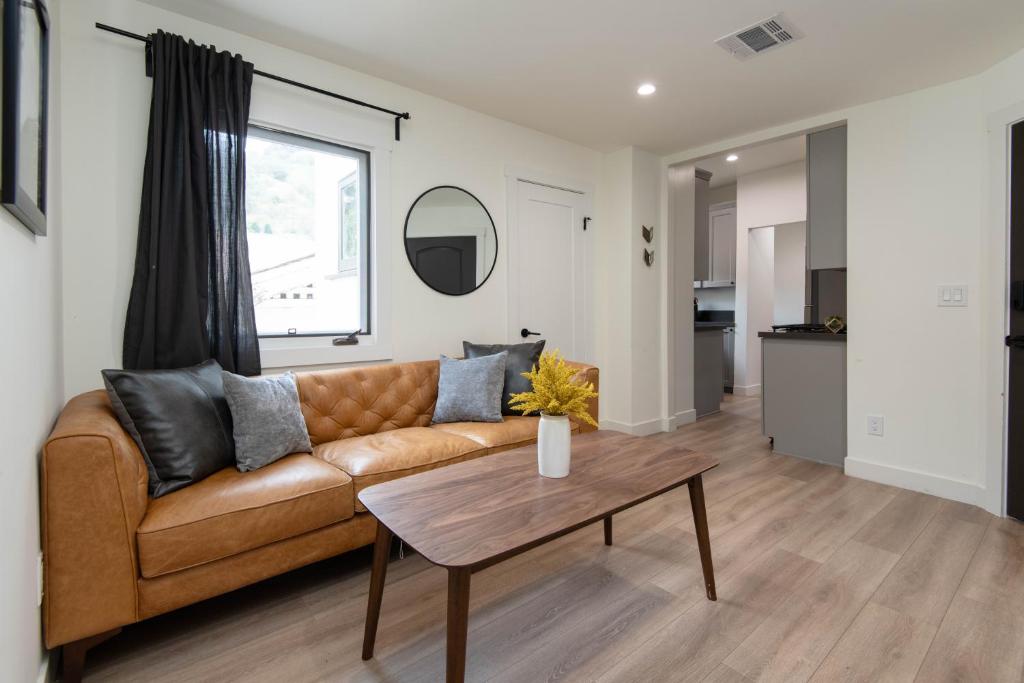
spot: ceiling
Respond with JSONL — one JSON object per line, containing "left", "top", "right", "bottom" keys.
{"left": 141, "top": 0, "right": 1024, "bottom": 154}
{"left": 696, "top": 135, "right": 805, "bottom": 188}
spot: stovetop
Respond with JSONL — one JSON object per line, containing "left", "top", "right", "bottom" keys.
{"left": 770, "top": 323, "right": 846, "bottom": 334}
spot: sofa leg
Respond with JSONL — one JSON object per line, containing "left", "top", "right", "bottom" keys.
{"left": 61, "top": 627, "right": 121, "bottom": 683}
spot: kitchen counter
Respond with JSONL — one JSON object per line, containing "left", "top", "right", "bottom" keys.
{"left": 758, "top": 331, "right": 846, "bottom": 341}
{"left": 696, "top": 321, "right": 733, "bottom": 330}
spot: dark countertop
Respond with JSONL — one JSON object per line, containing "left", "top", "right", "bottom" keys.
{"left": 758, "top": 331, "right": 847, "bottom": 341}
{"left": 695, "top": 322, "right": 733, "bottom": 331}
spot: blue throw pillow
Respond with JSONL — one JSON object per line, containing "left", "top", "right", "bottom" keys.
{"left": 432, "top": 352, "right": 508, "bottom": 424}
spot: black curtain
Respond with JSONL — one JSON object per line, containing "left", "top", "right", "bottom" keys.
{"left": 123, "top": 30, "right": 261, "bottom": 375}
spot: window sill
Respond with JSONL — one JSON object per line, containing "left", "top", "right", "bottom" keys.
{"left": 259, "top": 335, "right": 392, "bottom": 370}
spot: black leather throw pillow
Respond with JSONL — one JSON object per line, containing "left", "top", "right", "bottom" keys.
{"left": 463, "top": 340, "right": 546, "bottom": 415}
{"left": 102, "top": 359, "right": 235, "bottom": 498}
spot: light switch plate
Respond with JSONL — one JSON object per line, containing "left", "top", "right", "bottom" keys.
{"left": 867, "top": 415, "right": 884, "bottom": 437}
{"left": 937, "top": 285, "right": 968, "bottom": 307}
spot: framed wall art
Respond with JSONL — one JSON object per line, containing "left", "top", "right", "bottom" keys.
{"left": 2, "top": 0, "right": 49, "bottom": 235}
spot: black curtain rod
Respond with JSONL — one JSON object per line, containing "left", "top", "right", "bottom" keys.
{"left": 95, "top": 22, "right": 411, "bottom": 141}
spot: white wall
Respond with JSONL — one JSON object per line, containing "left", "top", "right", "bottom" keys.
{"left": 664, "top": 46, "right": 1024, "bottom": 514}
{"left": 595, "top": 148, "right": 632, "bottom": 425}
{"left": 666, "top": 164, "right": 697, "bottom": 428}
{"left": 745, "top": 227, "right": 775, "bottom": 391}
{"left": 628, "top": 148, "right": 663, "bottom": 430}
{"left": 1, "top": 2, "right": 63, "bottom": 679}
{"left": 59, "top": 0, "right": 603, "bottom": 397}
{"left": 595, "top": 147, "right": 663, "bottom": 432}
{"left": 707, "top": 182, "right": 737, "bottom": 206}
{"left": 773, "top": 221, "right": 807, "bottom": 324}
{"left": 733, "top": 161, "right": 806, "bottom": 393}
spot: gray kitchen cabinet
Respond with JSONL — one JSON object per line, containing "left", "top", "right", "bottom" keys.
{"left": 693, "top": 168, "right": 712, "bottom": 281}
{"left": 694, "top": 327, "right": 724, "bottom": 417}
{"left": 723, "top": 327, "right": 735, "bottom": 389}
{"left": 761, "top": 334, "right": 846, "bottom": 466}
{"left": 806, "top": 125, "right": 847, "bottom": 270}
{"left": 708, "top": 204, "right": 736, "bottom": 285}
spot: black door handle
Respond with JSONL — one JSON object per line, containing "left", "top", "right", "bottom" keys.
{"left": 1007, "top": 335, "right": 1024, "bottom": 348}
{"left": 521, "top": 328, "right": 542, "bottom": 338}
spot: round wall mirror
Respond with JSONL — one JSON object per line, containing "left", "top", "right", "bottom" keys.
{"left": 404, "top": 186, "right": 497, "bottom": 296}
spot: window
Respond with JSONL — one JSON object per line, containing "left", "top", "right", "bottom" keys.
{"left": 245, "top": 126, "right": 370, "bottom": 337}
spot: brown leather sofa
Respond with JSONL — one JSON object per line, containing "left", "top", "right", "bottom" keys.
{"left": 42, "top": 357, "right": 598, "bottom": 679}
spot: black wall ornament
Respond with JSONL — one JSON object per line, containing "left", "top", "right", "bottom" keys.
{"left": 643, "top": 248, "right": 654, "bottom": 267}
{"left": 2, "top": 0, "right": 50, "bottom": 235}
{"left": 641, "top": 224, "right": 654, "bottom": 243}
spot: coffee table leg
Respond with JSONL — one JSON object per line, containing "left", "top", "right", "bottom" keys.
{"left": 688, "top": 474, "right": 717, "bottom": 601}
{"left": 604, "top": 515, "right": 613, "bottom": 546}
{"left": 446, "top": 567, "right": 471, "bottom": 683}
{"left": 362, "top": 521, "right": 393, "bottom": 660}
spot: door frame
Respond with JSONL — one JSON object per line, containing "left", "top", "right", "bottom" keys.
{"left": 504, "top": 166, "right": 595, "bottom": 362}
{"left": 987, "top": 102, "right": 1024, "bottom": 517}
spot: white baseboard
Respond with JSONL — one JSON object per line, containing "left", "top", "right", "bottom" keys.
{"left": 844, "top": 457, "right": 986, "bottom": 507}
{"left": 661, "top": 409, "right": 697, "bottom": 432}
{"left": 733, "top": 384, "right": 761, "bottom": 397}
{"left": 37, "top": 652, "right": 53, "bottom": 683}
{"left": 602, "top": 416, "right": 670, "bottom": 436}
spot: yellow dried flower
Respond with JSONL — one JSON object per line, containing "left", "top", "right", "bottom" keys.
{"left": 508, "top": 350, "right": 598, "bottom": 427}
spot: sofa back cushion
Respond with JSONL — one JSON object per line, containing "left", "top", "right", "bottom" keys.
{"left": 296, "top": 360, "right": 439, "bottom": 445}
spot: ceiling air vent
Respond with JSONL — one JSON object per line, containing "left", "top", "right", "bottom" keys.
{"left": 716, "top": 14, "right": 802, "bottom": 61}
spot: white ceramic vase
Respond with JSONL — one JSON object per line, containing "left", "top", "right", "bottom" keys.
{"left": 537, "top": 413, "right": 572, "bottom": 478}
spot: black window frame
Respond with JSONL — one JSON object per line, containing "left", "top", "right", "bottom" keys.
{"left": 246, "top": 124, "right": 372, "bottom": 338}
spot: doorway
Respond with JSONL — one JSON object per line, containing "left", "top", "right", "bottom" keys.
{"left": 506, "top": 179, "right": 591, "bottom": 360}
{"left": 1007, "top": 120, "right": 1024, "bottom": 519}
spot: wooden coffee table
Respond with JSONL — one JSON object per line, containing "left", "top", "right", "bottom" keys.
{"left": 358, "top": 430, "right": 719, "bottom": 682}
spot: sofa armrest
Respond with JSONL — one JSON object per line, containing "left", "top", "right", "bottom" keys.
{"left": 564, "top": 361, "right": 600, "bottom": 433}
{"left": 43, "top": 391, "right": 149, "bottom": 648}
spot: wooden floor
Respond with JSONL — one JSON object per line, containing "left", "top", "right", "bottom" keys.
{"left": 85, "top": 395, "right": 1024, "bottom": 682}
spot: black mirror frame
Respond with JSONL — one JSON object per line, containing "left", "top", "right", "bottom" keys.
{"left": 2, "top": 0, "right": 49, "bottom": 236}
{"left": 403, "top": 185, "right": 498, "bottom": 297}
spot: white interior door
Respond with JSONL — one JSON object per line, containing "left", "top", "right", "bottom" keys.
{"left": 509, "top": 180, "right": 590, "bottom": 361}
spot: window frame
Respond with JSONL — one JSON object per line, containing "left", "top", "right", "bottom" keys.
{"left": 246, "top": 124, "right": 372, "bottom": 338}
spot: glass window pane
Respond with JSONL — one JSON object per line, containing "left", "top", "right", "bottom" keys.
{"left": 245, "top": 127, "right": 370, "bottom": 337}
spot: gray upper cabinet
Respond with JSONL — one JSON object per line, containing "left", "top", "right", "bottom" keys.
{"left": 708, "top": 204, "right": 736, "bottom": 284}
{"left": 806, "top": 125, "right": 847, "bottom": 270}
{"left": 693, "top": 168, "right": 712, "bottom": 281}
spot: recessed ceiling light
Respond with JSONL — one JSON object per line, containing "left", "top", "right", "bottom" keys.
{"left": 636, "top": 83, "right": 656, "bottom": 96}
{"left": 726, "top": 154, "right": 739, "bottom": 162}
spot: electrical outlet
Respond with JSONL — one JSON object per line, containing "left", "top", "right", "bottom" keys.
{"left": 867, "top": 415, "right": 885, "bottom": 437}
{"left": 36, "top": 552, "right": 44, "bottom": 606}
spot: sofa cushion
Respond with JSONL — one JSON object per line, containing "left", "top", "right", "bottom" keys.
{"left": 137, "top": 453, "right": 353, "bottom": 578}
{"left": 313, "top": 428, "right": 486, "bottom": 511}
{"left": 431, "top": 416, "right": 582, "bottom": 450}
{"left": 296, "top": 360, "right": 440, "bottom": 445}
{"left": 431, "top": 415, "right": 540, "bottom": 449}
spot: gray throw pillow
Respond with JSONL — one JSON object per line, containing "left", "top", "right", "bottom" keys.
{"left": 222, "top": 371, "right": 313, "bottom": 472}
{"left": 463, "top": 340, "right": 545, "bottom": 415}
{"left": 432, "top": 352, "right": 508, "bottom": 424}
